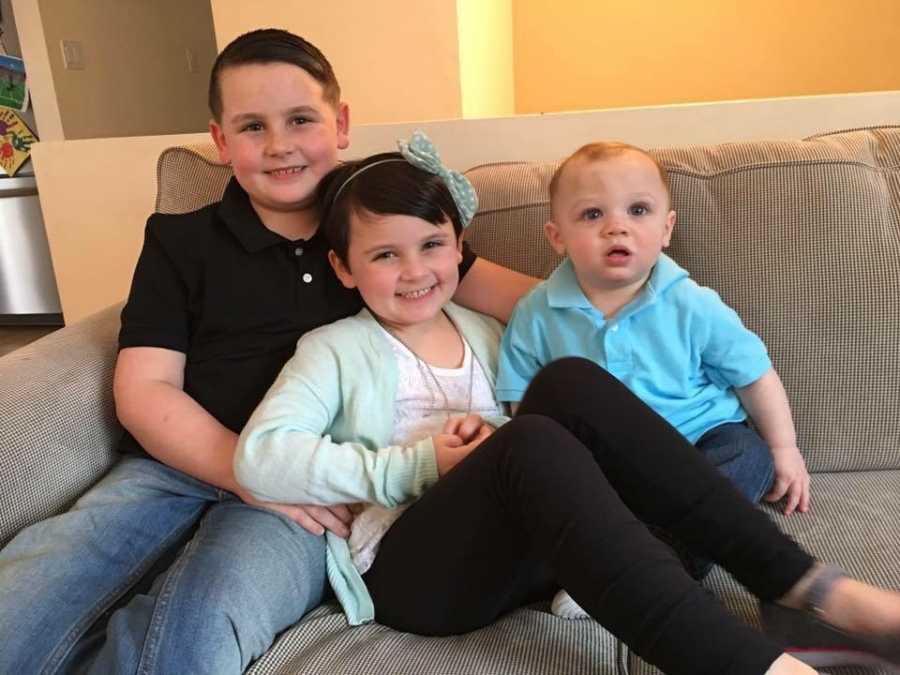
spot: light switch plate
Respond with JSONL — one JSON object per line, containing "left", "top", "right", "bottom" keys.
{"left": 60, "top": 40, "right": 85, "bottom": 70}
{"left": 185, "top": 47, "right": 196, "bottom": 73}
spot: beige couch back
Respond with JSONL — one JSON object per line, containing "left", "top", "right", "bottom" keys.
{"left": 156, "top": 126, "right": 900, "bottom": 473}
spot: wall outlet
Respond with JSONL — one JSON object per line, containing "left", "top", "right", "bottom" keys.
{"left": 60, "top": 40, "right": 85, "bottom": 70}
{"left": 185, "top": 47, "right": 196, "bottom": 73}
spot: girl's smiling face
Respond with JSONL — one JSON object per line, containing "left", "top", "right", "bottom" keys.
{"left": 329, "top": 210, "right": 463, "bottom": 335}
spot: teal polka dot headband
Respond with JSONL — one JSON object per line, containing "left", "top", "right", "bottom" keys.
{"left": 331, "top": 130, "right": 479, "bottom": 227}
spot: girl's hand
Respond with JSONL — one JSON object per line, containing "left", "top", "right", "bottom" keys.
{"left": 433, "top": 425, "right": 492, "bottom": 476}
{"left": 443, "top": 413, "right": 493, "bottom": 444}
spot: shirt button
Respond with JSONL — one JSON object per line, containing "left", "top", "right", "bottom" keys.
{"left": 294, "top": 247, "right": 304, "bottom": 256}
{"left": 611, "top": 324, "right": 619, "bottom": 332}
{"left": 302, "top": 273, "right": 313, "bottom": 283}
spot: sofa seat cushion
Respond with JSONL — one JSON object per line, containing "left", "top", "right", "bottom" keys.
{"left": 247, "top": 604, "right": 620, "bottom": 675}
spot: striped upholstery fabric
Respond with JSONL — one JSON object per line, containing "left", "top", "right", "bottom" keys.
{"left": 0, "top": 303, "right": 122, "bottom": 548}
{"left": 465, "top": 126, "right": 900, "bottom": 474}
{"left": 248, "top": 604, "right": 621, "bottom": 675}
{"left": 155, "top": 143, "right": 233, "bottom": 214}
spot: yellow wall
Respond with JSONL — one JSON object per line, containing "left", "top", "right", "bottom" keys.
{"left": 210, "top": 0, "right": 463, "bottom": 124}
{"left": 457, "top": 0, "right": 515, "bottom": 118}
{"left": 513, "top": 0, "right": 900, "bottom": 114}
{"left": 36, "top": 0, "right": 217, "bottom": 139}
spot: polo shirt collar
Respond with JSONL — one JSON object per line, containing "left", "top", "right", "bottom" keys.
{"left": 217, "top": 177, "right": 312, "bottom": 252}
{"left": 546, "top": 258, "right": 593, "bottom": 309}
{"left": 645, "top": 253, "right": 688, "bottom": 298}
{"left": 546, "top": 254, "right": 688, "bottom": 311}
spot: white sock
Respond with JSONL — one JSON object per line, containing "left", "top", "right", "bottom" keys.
{"left": 551, "top": 589, "right": 591, "bottom": 620}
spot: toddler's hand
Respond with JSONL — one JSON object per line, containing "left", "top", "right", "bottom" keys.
{"left": 764, "top": 446, "right": 810, "bottom": 516}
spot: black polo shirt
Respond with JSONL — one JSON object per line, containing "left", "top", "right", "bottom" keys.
{"left": 119, "top": 177, "right": 477, "bottom": 454}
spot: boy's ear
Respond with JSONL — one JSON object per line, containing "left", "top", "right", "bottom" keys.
{"left": 336, "top": 102, "right": 350, "bottom": 150}
{"left": 544, "top": 220, "right": 566, "bottom": 256}
{"left": 328, "top": 250, "right": 357, "bottom": 289}
{"left": 661, "top": 209, "right": 676, "bottom": 248}
{"left": 209, "top": 119, "right": 230, "bottom": 164}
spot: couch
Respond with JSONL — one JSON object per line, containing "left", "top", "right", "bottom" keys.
{"left": 2, "top": 125, "right": 898, "bottom": 674}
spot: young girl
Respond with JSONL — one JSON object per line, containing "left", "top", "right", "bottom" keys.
{"left": 234, "top": 133, "right": 900, "bottom": 675}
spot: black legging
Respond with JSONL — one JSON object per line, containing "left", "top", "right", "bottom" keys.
{"left": 364, "top": 358, "right": 815, "bottom": 675}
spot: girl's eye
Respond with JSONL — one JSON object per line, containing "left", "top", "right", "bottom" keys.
{"left": 630, "top": 204, "right": 649, "bottom": 216}
{"left": 423, "top": 240, "right": 445, "bottom": 250}
{"left": 582, "top": 208, "right": 602, "bottom": 220}
{"left": 374, "top": 251, "right": 396, "bottom": 261}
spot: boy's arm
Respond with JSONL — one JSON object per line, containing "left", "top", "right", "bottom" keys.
{"left": 114, "top": 346, "right": 352, "bottom": 536}
{"left": 694, "top": 287, "right": 810, "bottom": 515}
{"left": 454, "top": 257, "right": 539, "bottom": 323}
{"left": 735, "top": 368, "right": 810, "bottom": 516}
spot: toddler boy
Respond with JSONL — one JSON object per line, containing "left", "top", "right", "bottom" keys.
{"left": 497, "top": 142, "right": 810, "bottom": 587}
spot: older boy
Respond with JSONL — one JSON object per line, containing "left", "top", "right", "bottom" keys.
{"left": 497, "top": 142, "right": 810, "bottom": 553}
{"left": 0, "top": 29, "right": 535, "bottom": 674}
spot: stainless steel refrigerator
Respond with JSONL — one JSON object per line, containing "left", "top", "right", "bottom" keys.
{"left": 0, "top": 0, "right": 63, "bottom": 325}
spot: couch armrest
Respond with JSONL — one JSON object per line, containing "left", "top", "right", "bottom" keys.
{"left": 0, "top": 304, "right": 124, "bottom": 548}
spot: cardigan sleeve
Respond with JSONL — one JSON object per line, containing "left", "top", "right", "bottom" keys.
{"left": 234, "top": 326, "right": 439, "bottom": 507}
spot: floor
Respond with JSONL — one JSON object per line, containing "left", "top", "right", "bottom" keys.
{"left": 0, "top": 326, "right": 59, "bottom": 358}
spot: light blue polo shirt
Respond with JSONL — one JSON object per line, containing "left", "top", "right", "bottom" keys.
{"left": 497, "top": 254, "right": 772, "bottom": 443}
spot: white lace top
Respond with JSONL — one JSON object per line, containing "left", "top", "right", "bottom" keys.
{"left": 348, "top": 327, "right": 501, "bottom": 574}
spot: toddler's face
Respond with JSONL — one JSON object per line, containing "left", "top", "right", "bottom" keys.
{"left": 546, "top": 151, "right": 676, "bottom": 301}
{"left": 210, "top": 62, "right": 349, "bottom": 227}
{"left": 329, "top": 211, "right": 463, "bottom": 335}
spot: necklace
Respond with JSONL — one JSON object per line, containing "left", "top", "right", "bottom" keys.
{"left": 383, "top": 315, "right": 475, "bottom": 419}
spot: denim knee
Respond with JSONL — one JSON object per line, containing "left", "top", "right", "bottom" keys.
{"left": 695, "top": 423, "right": 775, "bottom": 503}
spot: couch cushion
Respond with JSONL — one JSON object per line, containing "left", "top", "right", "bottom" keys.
{"left": 0, "top": 304, "right": 123, "bottom": 547}
{"left": 155, "top": 143, "right": 232, "bottom": 214}
{"left": 465, "top": 126, "right": 900, "bottom": 474}
{"left": 248, "top": 604, "right": 620, "bottom": 675}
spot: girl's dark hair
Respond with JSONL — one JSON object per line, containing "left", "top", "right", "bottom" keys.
{"left": 318, "top": 153, "right": 464, "bottom": 265}
{"left": 209, "top": 29, "right": 340, "bottom": 121}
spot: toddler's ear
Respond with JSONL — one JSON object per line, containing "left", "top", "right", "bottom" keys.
{"left": 544, "top": 221, "right": 566, "bottom": 256}
{"left": 662, "top": 210, "right": 677, "bottom": 247}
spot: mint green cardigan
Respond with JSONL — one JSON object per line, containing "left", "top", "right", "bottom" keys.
{"left": 234, "top": 302, "right": 508, "bottom": 626}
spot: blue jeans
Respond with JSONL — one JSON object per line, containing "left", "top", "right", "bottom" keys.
{"left": 696, "top": 421, "right": 775, "bottom": 504}
{"left": 0, "top": 456, "right": 327, "bottom": 675}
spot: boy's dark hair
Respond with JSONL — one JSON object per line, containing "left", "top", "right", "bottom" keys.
{"left": 318, "top": 153, "right": 464, "bottom": 266}
{"left": 208, "top": 29, "right": 340, "bottom": 121}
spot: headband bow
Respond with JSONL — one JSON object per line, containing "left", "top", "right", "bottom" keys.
{"left": 398, "top": 131, "right": 479, "bottom": 227}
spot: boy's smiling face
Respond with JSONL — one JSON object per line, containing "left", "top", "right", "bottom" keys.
{"left": 546, "top": 151, "right": 676, "bottom": 302}
{"left": 210, "top": 62, "right": 349, "bottom": 235}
